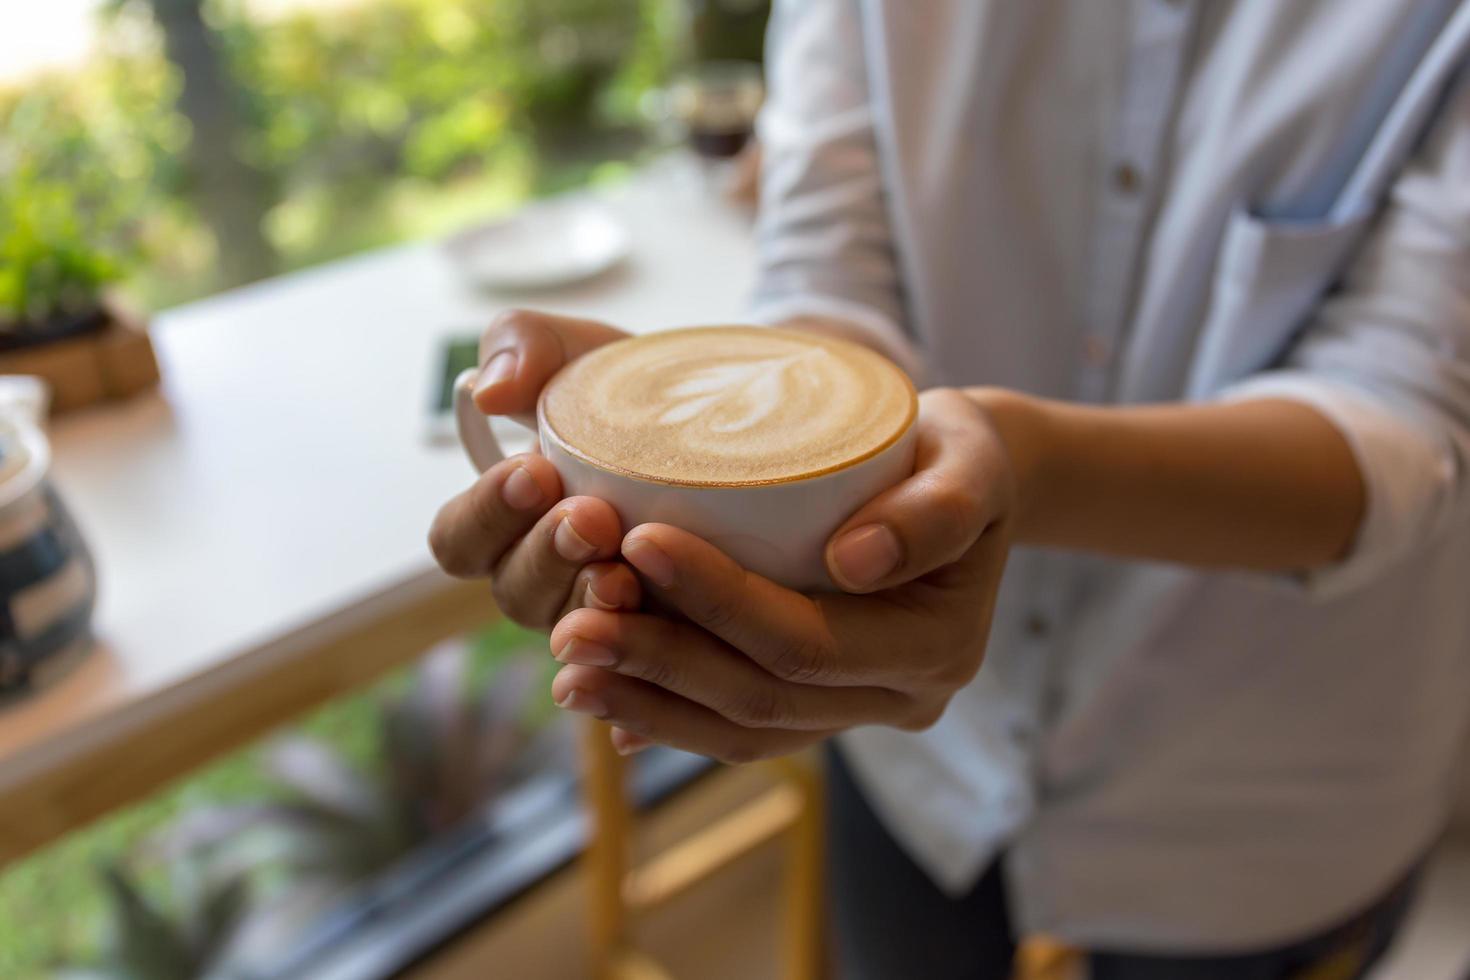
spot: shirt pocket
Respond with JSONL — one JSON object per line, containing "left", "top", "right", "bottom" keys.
{"left": 1185, "top": 205, "right": 1376, "bottom": 399}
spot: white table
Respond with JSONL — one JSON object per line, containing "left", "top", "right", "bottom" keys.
{"left": 0, "top": 161, "right": 755, "bottom": 863}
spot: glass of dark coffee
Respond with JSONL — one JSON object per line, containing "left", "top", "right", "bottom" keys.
{"left": 669, "top": 60, "right": 765, "bottom": 161}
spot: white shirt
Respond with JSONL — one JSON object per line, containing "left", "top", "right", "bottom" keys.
{"left": 752, "top": 0, "right": 1470, "bottom": 951}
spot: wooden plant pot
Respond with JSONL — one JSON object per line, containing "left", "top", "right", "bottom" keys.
{"left": 0, "top": 302, "right": 161, "bottom": 415}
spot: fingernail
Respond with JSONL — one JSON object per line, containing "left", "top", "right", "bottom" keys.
{"left": 584, "top": 579, "right": 620, "bottom": 611}
{"left": 623, "top": 537, "right": 675, "bottom": 588}
{"left": 556, "top": 639, "right": 618, "bottom": 667}
{"left": 830, "top": 523, "right": 901, "bottom": 590}
{"left": 501, "top": 466, "right": 545, "bottom": 510}
{"left": 612, "top": 729, "right": 652, "bottom": 756}
{"left": 556, "top": 688, "right": 609, "bottom": 718}
{"left": 553, "top": 517, "right": 598, "bottom": 562}
{"left": 474, "top": 349, "right": 517, "bottom": 398}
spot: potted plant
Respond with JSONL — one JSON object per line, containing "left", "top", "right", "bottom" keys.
{"left": 0, "top": 167, "right": 159, "bottom": 413}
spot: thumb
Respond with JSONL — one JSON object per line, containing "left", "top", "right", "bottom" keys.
{"left": 472, "top": 309, "right": 629, "bottom": 424}
{"left": 824, "top": 390, "right": 1010, "bottom": 593}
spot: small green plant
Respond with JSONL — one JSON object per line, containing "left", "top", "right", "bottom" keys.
{"left": 0, "top": 168, "right": 124, "bottom": 338}
{"left": 55, "top": 862, "right": 251, "bottom": 980}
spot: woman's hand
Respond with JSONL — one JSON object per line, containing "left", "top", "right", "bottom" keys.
{"left": 428, "top": 309, "right": 643, "bottom": 628}
{"left": 546, "top": 389, "right": 1019, "bottom": 760}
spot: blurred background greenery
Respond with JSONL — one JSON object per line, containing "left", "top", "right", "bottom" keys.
{"left": 0, "top": 0, "right": 768, "bottom": 313}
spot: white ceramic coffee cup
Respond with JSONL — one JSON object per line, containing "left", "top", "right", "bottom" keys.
{"left": 453, "top": 355, "right": 917, "bottom": 592}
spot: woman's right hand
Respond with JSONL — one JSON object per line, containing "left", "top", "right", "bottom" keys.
{"left": 428, "top": 309, "right": 641, "bottom": 628}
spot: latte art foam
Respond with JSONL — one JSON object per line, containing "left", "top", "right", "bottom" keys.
{"left": 541, "top": 326, "right": 916, "bottom": 486}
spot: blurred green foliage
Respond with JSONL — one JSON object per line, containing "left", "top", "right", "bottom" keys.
{"left": 0, "top": 39, "right": 182, "bottom": 327}
{"left": 1, "top": 0, "right": 684, "bottom": 309}
{"left": 213, "top": 0, "right": 671, "bottom": 192}
{"left": 0, "top": 169, "right": 122, "bottom": 334}
{"left": 685, "top": 0, "right": 767, "bottom": 62}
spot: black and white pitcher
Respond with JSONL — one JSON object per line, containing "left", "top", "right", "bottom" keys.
{"left": 0, "top": 377, "right": 96, "bottom": 700}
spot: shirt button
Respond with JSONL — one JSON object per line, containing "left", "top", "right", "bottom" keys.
{"left": 1112, "top": 162, "right": 1142, "bottom": 194}
{"left": 1083, "top": 335, "right": 1111, "bottom": 366}
{"left": 1024, "top": 612, "right": 1050, "bottom": 638}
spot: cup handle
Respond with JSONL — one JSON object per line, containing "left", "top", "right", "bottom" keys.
{"left": 453, "top": 368, "right": 506, "bottom": 473}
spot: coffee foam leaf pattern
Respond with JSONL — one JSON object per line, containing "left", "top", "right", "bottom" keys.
{"left": 542, "top": 326, "right": 916, "bottom": 487}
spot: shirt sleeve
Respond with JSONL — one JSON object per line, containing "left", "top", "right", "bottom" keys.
{"left": 748, "top": 0, "right": 921, "bottom": 377}
{"left": 1220, "top": 74, "right": 1470, "bottom": 597}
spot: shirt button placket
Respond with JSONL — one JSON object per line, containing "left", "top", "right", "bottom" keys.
{"left": 1076, "top": 0, "right": 1195, "bottom": 404}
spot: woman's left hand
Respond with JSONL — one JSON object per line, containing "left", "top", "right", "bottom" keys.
{"left": 546, "top": 389, "right": 1019, "bottom": 760}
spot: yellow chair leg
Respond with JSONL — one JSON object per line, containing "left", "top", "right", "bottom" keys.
{"left": 582, "top": 718, "right": 632, "bottom": 980}
{"left": 776, "top": 755, "right": 827, "bottom": 980}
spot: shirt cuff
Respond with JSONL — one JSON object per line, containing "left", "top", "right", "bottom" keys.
{"left": 746, "top": 294, "right": 926, "bottom": 382}
{"left": 1218, "top": 372, "right": 1459, "bottom": 597}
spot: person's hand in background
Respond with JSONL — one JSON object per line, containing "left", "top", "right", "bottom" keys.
{"left": 428, "top": 310, "right": 640, "bottom": 628}
{"left": 547, "top": 388, "right": 1019, "bottom": 761}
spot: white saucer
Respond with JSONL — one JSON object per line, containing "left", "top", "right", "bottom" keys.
{"left": 444, "top": 200, "right": 630, "bottom": 292}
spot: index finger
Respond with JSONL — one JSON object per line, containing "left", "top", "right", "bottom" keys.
{"left": 472, "top": 309, "right": 627, "bottom": 425}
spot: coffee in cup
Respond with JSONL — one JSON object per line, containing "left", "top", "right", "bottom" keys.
{"left": 541, "top": 326, "right": 913, "bottom": 486}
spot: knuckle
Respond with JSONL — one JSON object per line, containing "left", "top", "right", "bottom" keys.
{"left": 926, "top": 387, "right": 992, "bottom": 438}
{"left": 466, "top": 475, "right": 510, "bottom": 540}
{"left": 525, "top": 527, "right": 565, "bottom": 583}
{"left": 919, "top": 649, "right": 962, "bottom": 688}
{"left": 694, "top": 586, "right": 745, "bottom": 637}
{"left": 724, "top": 684, "right": 789, "bottom": 729}
{"left": 926, "top": 639, "right": 983, "bottom": 691}
{"left": 428, "top": 501, "right": 493, "bottom": 578}
{"left": 426, "top": 518, "right": 470, "bottom": 577}
{"left": 764, "top": 635, "right": 829, "bottom": 685}
{"left": 929, "top": 386, "right": 976, "bottom": 418}
{"left": 621, "top": 618, "right": 686, "bottom": 689}
{"left": 921, "top": 474, "right": 983, "bottom": 547}
{"left": 605, "top": 716, "right": 657, "bottom": 746}
{"left": 896, "top": 697, "right": 946, "bottom": 732}
{"left": 487, "top": 307, "right": 539, "bottom": 337}
{"left": 489, "top": 577, "right": 551, "bottom": 630}
{"left": 635, "top": 647, "right": 682, "bottom": 692}
{"left": 943, "top": 613, "right": 986, "bottom": 653}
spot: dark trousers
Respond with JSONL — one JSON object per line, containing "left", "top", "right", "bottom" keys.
{"left": 826, "top": 747, "right": 1420, "bottom": 980}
